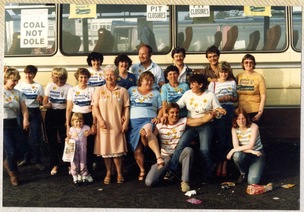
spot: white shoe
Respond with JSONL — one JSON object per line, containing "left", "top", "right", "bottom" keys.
{"left": 87, "top": 175, "right": 94, "bottom": 183}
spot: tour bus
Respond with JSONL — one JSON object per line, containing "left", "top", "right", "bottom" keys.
{"left": 3, "top": 3, "right": 302, "bottom": 142}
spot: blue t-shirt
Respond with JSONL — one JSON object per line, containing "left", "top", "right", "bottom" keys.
{"left": 117, "top": 72, "right": 137, "bottom": 90}
{"left": 160, "top": 82, "right": 189, "bottom": 117}
{"left": 128, "top": 86, "right": 162, "bottom": 119}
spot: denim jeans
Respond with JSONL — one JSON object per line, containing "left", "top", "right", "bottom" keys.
{"left": 232, "top": 149, "right": 265, "bottom": 184}
{"left": 4, "top": 119, "right": 26, "bottom": 172}
{"left": 21, "top": 108, "right": 43, "bottom": 164}
{"left": 213, "top": 104, "right": 234, "bottom": 162}
{"left": 168, "top": 122, "right": 213, "bottom": 180}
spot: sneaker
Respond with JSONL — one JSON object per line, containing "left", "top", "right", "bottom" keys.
{"left": 163, "top": 171, "right": 174, "bottom": 181}
{"left": 181, "top": 181, "right": 190, "bottom": 192}
{"left": 87, "top": 174, "right": 94, "bottom": 183}
{"left": 35, "top": 163, "right": 45, "bottom": 171}
{"left": 237, "top": 174, "right": 246, "bottom": 184}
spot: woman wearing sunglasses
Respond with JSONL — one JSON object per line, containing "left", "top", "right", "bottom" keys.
{"left": 236, "top": 54, "right": 266, "bottom": 124}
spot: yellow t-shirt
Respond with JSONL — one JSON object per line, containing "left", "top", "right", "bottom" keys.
{"left": 236, "top": 71, "right": 266, "bottom": 113}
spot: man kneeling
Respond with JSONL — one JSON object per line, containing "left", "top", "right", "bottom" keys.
{"left": 143, "top": 102, "right": 193, "bottom": 192}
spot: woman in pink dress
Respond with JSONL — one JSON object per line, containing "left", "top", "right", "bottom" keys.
{"left": 92, "top": 64, "right": 130, "bottom": 184}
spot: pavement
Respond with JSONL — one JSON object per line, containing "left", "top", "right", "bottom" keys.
{"left": 1, "top": 141, "right": 300, "bottom": 211}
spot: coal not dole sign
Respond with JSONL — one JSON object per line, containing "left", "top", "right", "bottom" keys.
{"left": 21, "top": 9, "right": 48, "bottom": 48}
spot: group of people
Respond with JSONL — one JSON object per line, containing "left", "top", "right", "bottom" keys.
{"left": 3, "top": 44, "right": 267, "bottom": 193}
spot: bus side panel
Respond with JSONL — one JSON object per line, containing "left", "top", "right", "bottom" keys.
{"left": 260, "top": 108, "right": 300, "bottom": 142}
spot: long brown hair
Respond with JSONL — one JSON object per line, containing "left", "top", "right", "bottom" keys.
{"left": 232, "top": 108, "right": 252, "bottom": 128}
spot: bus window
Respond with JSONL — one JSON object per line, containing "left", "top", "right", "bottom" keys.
{"left": 176, "top": 5, "right": 287, "bottom": 52}
{"left": 4, "top": 3, "right": 56, "bottom": 56}
{"left": 292, "top": 6, "right": 302, "bottom": 51}
{"left": 60, "top": 4, "right": 171, "bottom": 55}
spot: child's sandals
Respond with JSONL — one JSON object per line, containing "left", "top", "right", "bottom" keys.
{"left": 157, "top": 157, "right": 165, "bottom": 169}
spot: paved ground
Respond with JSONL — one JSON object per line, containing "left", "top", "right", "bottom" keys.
{"left": 1, "top": 141, "right": 300, "bottom": 211}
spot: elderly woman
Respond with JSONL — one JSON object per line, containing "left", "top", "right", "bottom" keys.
{"left": 167, "top": 74, "right": 226, "bottom": 185}
{"left": 114, "top": 53, "right": 137, "bottom": 90}
{"left": 236, "top": 54, "right": 266, "bottom": 124}
{"left": 3, "top": 68, "right": 29, "bottom": 186}
{"left": 66, "top": 68, "right": 96, "bottom": 183}
{"left": 127, "top": 71, "right": 164, "bottom": 181}
{"left": 161, "top": 65, "right": 189, "bottom": 118}
{"left": 93, "top": 64, "right": 130, "bottom": 184}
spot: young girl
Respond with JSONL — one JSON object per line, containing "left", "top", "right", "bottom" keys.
{"left": 227, "top": 108, "right": 265, "bottom": 184}
{"left": 66, "top": 113, "right": 92, "bottom": 186}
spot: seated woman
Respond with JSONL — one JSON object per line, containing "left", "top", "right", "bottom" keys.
{"left": 127, "top": 71, "right": 164, "bottom": 181}
{"left": 227, "top": 108, "right": 265, "bottom": 184}
{"left": 167, "top": 74, "right": 226, "bottom": 185}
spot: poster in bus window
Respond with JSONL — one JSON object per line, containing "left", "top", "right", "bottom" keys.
{"left": 189, "top": 6, "right": 210, "bottom": 18}
{"left": 20, "top": 9, "right": 48, "bottom": 48}
{"left": 146, "top": 5, "right": 167, "bottom": 21}
{"left": 244, "top": 6, "right": 272, "bottom": 17}
{"left": 69, "top": 4, "right": 96, "bottom": 19}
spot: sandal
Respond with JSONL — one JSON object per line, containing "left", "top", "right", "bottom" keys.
{"left": 50, "top": 166, "right": 58, "bottom": 176}
{"left": 104, "top": 175, "right": 111, "bottom": 184}
{"left": 157, "top": 157, "right": 165, "bottom": 169}
{"left": 138, "top": 171, "right": 145, "bottom": 181}
{"left": 117, "top": 175, "right": 124, "bottom": 184}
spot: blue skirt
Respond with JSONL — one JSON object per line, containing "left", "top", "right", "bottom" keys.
{"left": 127, "top": 118, "right": 155, "bottom": 152}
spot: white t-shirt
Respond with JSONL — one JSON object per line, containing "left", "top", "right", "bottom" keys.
{"left": 15, "top": 81, "right": 44, "bottom": 108}
{"left": 44, "top": 82, "right": 72, "bottom": 109}
{"left": 3, "top": 88, "right": 25, "bottom": 119}
{"left": 177, "top": 89, "right": 221, "bottom": 118}
{"left": 87, "top": 67, "right": 106, "bottom": 87}
{"left": 67, "top": 85, "right": 95, "bottom": 113}
{"left": 156, "top": 117, "right": 187, "bottom": 157}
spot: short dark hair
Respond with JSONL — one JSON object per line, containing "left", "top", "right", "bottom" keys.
{"left": 189, "top": 74, "right": 209, "bottom": 92}
{"left": 205, "top": 45, "right": 220, "bottom": 58}
{"left": 87, "top": 52, "right": 104, "bottom": 66}
{"left": 24, "top": 65, "right": 38, "bottom": 75}
{"left": 241, "top": 54, "right": 256, "bottom": 70}
{"left": 171, "top": 47, "right": 186, "bottom": 58}
{"left": 164, "top": 65, "right": 179, "bottom": 81}
{"left": 114, "top": 53, "right": 133, "bottom": 67}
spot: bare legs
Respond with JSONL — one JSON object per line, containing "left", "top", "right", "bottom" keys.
{"left": 103, "top": 157, "right": 124, "bottom": 184}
